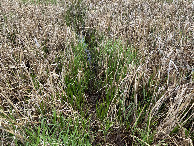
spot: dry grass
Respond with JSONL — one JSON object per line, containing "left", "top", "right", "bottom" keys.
{"left": 0, "top": 0, "right": 80, "bottom": 144}
{"left": 0, "top": 0, "right": 193, "bottom": 145}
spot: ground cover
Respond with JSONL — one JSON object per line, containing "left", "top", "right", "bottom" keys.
{"left": 0, "top": 0, "right": 193, "bottom": 145}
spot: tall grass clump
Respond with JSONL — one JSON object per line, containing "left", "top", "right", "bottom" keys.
{"left": 64, "top": 0, "right": 86, "bottom": 35}
{"left": 93, "top": 40, "right": 139, "bottom": 121}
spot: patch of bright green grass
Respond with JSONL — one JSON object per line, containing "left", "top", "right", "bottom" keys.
{"left": 24, "top": 110, "right": 92, "bottom": 145}
{"left": 61, "top": 40, "right": 92, "bottom": 114}
{"left": 94, "top": 39, "right": 139, "bottom": 121}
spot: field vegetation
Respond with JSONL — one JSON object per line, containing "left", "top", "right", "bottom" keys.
{"left": 0, "top": 0, "right": 193, "bottom": 145}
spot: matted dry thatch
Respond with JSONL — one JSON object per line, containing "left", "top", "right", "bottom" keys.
{"left": 0, "top": 0, "right": 193, "bottom": 145}
{"left": 0, "top": 0, "right": 80, "bottom": 144}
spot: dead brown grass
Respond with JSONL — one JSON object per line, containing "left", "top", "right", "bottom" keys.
{"left": 0, "top": 0, "right": 193, "bottom": 145}
{"left": 0, "top": 0, "right": 80, "bottom": 144}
